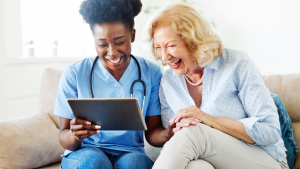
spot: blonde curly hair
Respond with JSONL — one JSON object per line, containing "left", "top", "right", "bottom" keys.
{"left": 144, "top": 2, "right": 223, "bottom": 67}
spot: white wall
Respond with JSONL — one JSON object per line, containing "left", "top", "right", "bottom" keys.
{"left": 0, "top": 0, "right": 8, "bottom": 120}
{"left": 197, "top": 0, "right": 300, "bottom": 75}
{"left": 1, "top": 58, "right": 84, "bottom": 120}
{"left": 0, "top": 0, "right": 85, "bottom": 121}
{"left": 2, "top": 0, "right": 22, "bottom": 58}
{"left": 134, "top": 0, "right": 300, "bottom": 75}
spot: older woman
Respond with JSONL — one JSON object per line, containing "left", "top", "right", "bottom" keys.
{"left": 144, "top": 2, "right": 288, "bottom": 169}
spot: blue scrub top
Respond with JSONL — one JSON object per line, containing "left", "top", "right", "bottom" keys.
{"left": 54, "top": 55, "right": 162, "bottom": 156}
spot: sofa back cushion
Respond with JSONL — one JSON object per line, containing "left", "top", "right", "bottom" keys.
{"left": 39, "top": 68, "right": 64, "bottom": 129}
{"left": 262, "top": 74, "right": 300, "bottom": 122}
{"left": 0, "top": 113, "right": 64, "bottom": 169}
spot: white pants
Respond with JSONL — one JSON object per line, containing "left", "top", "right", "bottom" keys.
{"left": 153, "top": 123, "right": 289, "bottom": 169}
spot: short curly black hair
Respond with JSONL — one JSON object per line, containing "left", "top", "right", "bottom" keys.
{"left": 79, "top": 0, "right": 142, "bottom": 32}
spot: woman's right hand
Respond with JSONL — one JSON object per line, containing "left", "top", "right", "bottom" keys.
{"left": 172, "top": 117, "right": 200, "bottom": 133}
{"left": 70, "top": 118, "right": 101, "bottom": 141}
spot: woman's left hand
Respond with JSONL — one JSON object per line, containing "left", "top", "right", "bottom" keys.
{"left": 169, "top": 105, "right": 212, "bottom": 127}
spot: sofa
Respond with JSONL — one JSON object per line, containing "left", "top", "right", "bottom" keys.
{"left": 0, "top": 68, "right": 299, "bottom": 169}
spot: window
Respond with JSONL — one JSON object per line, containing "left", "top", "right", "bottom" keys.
{"left": 21, "top": 0, "right": 95, "bottom": 57}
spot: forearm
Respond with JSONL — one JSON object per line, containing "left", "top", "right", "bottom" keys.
{"left": 209, "top": 115, "right": 255, "bottom": 144}
{"left": 59, "top": 129, "right": 82, "bottom": 151}
{"left": 146, "top": 127, "right": 172, "bottom": 147}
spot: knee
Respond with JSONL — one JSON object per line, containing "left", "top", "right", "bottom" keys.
{"left": 164, "top": 123, "right": 210, "bottom": 151}
{"left": 115, "top": 153, "right": 153, "bottom": 169}
{"left": 172, "top": 123, "right": 206, "bottom": 142}
{"left": 63, "top": 146, "right": 112, "bottom": 169}
{"left": 185, "top": 159, "right": 215, "bottom": 169}
{"left": 77, "top": 146, "right": 105, "bottom": 160}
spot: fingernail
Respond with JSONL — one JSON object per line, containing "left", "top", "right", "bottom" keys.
{"left": 169, "top": 119, "right": 173, "bottom": 124}
{"left": 86, "top": 121, "right": 91, "bottom": 124}
{"left": 192, "top": 121, "right": 197, "bottom": 124}
{"left": 195, "top": 119, "right": 200, "bottom": 123}
{"left": 178, "top": 127, "right": 180, "bottom": 129}
{"left": 97, "top": 130, "right": 100, "bottom": 133}
{"left": 95, "top": 125, "right": 101, "bottom": 129}
{"left": 175, "top": 118, "right": 178, "bottom": 123}
{"left": 185, "top": 123, "right": 189, "bottom": 126}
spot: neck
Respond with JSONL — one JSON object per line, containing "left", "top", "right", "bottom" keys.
{"left": 185, "top": 67, "right": 204, "bottom": 83}
{"left": 102, "top": 57, "right": 131, "bottom": 82}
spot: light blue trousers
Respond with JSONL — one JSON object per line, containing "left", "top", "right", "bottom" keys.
{"left": 61, "top": 146, "right": 153, "bottom": 169}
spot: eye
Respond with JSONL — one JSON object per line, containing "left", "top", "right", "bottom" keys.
{"left": 98, "top": 44, "right": 108, "bottom": 47}
{"left": 167, "top": 45, "right": 176, "bottom": 48}
{"left": 116, "top": 41, "right": 125, "bottom": 45}
{"left": 155, "top": 47, "right": 161, "bottom": 51}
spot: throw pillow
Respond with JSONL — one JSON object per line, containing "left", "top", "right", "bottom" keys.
{"left": 271, "top": 93, "right": 298, "bottom": 169}
{"left": 0, "top": 113, "right": 64, "bottom": 168}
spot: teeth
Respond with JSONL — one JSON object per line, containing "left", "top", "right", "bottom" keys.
{"left": 109, "top": 57, "right": 121, "bottom": 63}
{"left": 170, "top": 59, "right": 180, "bottom": 65}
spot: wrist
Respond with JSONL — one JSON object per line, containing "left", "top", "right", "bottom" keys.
{"left": 208, "top": 115, "right": 219, "bottom": 129}
{"left": 204, "top": 113, "right": 214, "bottom": 128}
{"left": 166, "top": 127, "right": 174, "bottom": 140}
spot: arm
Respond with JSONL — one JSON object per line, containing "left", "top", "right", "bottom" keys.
{"left": 59, "top": 117, "right": 100, "bottom": 151}
{"left": 59, "top": 117, "right": 81, "bottom": 151}
{"left": 145, "top": 115, "right": 199, "bottom": 147}
{"left": 145, "top": 115, "right": 174, "bottom": 147}
{"left": 54, "top": 66, "right": 100, "bottom": 150}
{"left": 144, "top": 66, "right": 175, "bottom": 147}
{"left": 170, "top": 54, "right": 281, "bottom": 145}
{"left": 170, "top": 106, "right": 255, "bottom": 144}
{"left": 210, "top": 115, "right": 255, "bottom": 144}
{"left": 235, "top": 56, "right": 281, "bottom": 145}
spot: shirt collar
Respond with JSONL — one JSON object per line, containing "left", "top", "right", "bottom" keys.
{"left": 205, "top": 55, "right": 222, "bottom": 71}
{"left": 97, "top": 56, "right": 134, "bottom": 87}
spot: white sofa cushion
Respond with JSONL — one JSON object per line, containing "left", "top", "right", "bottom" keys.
{"left": 0, "top": 113, "right": 64, "bottom": 169}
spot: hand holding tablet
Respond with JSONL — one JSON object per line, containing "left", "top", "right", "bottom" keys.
{"left": 67, "top": 98, "right": 147, "bottom": 130}
{"left": 69, "top": 118, "right": 101, "bottom": 141}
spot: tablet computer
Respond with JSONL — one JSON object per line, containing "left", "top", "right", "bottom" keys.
{"left": 67, "top": 98, "right": 147, "bottom": 130}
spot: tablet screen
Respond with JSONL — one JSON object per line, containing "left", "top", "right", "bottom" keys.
{"left": 67, "top": 98, "right": 147, "bottom": 130}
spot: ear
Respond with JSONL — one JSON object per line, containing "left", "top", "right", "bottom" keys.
{"left": 131, "top": 29, "right": 136, "bottom": 43}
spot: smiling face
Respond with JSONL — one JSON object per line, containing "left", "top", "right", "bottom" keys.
{"left": 153, "top": 26, "right": 199, "bottom": 76}
{"left": 93, "top": 22, "right": 135, "bottom": 77}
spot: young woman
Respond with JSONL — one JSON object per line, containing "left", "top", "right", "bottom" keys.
{"left": 54, "top": 0, "right": 175, "bottom": 168}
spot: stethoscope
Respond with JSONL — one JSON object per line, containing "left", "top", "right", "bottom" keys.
{"left": 89, "top": 55, "right": 146, "bottom": 112}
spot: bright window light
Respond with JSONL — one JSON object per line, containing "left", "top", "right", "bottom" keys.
{"left": 20, "top": 0, "right": 96, "bottom": 57}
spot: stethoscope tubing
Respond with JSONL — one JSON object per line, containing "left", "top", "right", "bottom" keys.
{"left": 89, "top": 55, "right": 146, "bottom": 112}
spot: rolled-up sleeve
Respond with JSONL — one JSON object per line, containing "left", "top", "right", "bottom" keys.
{"left": 236, "top": 54, "right": 281, "bottom": 145}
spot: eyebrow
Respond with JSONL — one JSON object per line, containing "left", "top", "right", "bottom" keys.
{"left": 154, "top": 40, "right": 177, "bottom": 46}
{"left": 97, "top": 36, "right": 126, "bottom": 41}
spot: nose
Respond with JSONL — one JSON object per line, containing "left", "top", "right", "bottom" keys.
{"left": 160, "top": 48, "right": 169, "bottom": 62}
{"left": 107, "top": 45, "right": 117, "bottom": 57}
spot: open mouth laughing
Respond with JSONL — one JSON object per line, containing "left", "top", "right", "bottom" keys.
{"left": 169, "top": 59, "right": 181, "bottom": 69}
